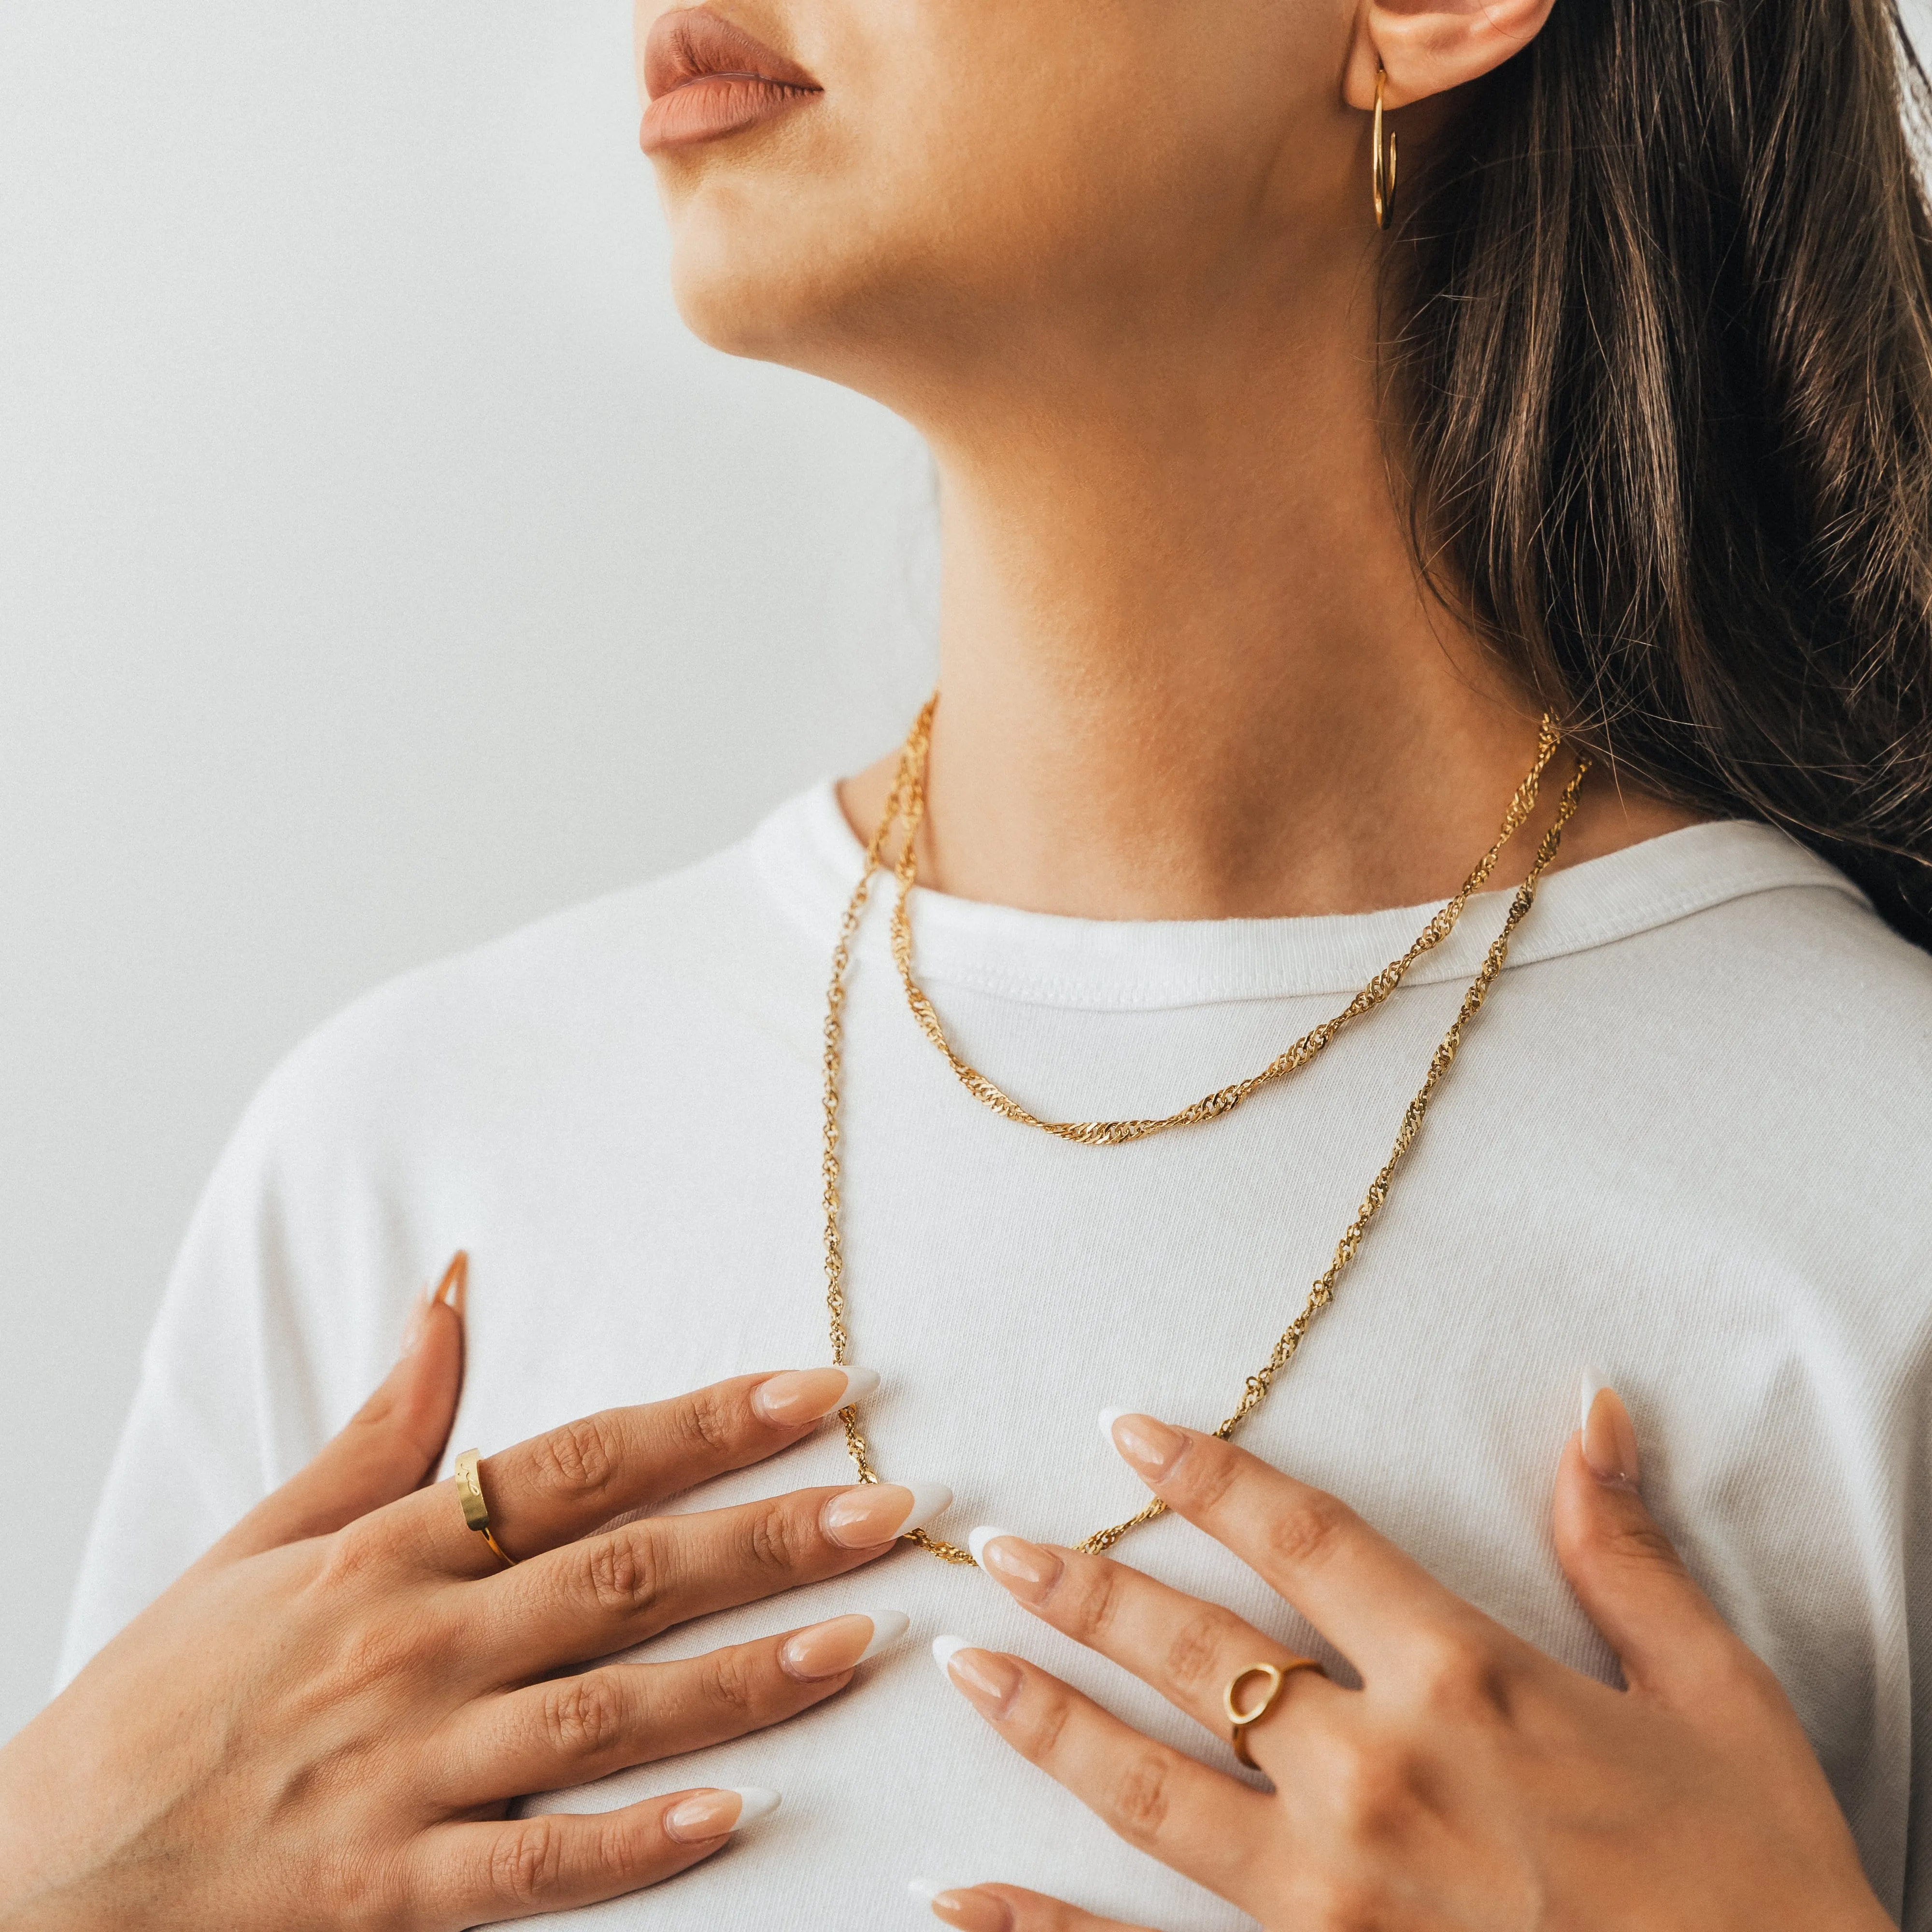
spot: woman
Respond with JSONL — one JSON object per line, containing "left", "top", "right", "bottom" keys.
{"left": 1, "top": 0, "right": 1928, "bottom": 1923}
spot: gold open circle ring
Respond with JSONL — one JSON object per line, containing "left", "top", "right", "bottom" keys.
{"left": 452, "top": 1448, "right": 518, "bottom": 1568}
{"left": 1224, "top": 1657, "right": 1322, "bottom": 1767}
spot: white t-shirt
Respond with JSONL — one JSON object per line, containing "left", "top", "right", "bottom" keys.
{"left": 60, "top": 785, "right": 1932, "bottom": 1930}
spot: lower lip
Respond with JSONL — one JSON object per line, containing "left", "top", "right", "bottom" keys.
{"left": 640, "top": 74, "right": 819, "bottom": 154}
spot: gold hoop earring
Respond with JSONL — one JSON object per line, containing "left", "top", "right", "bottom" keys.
{"left": 1373, "top": 64, "right": 1398, "bottom": 230}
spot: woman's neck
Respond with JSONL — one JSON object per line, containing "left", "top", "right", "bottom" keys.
{"left": 839, "top": 258, "right": 1696, "bottom": 921}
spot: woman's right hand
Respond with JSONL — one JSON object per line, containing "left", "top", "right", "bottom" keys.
{"left": 0, "top": 1264, "right": 938, "bottom": 1930}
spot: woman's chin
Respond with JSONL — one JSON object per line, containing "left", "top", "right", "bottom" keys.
{"left": 669, "top": 258, "right": 824, "bottom": 365}
{"left": 664, "top": 210, "right": 901, "bottom": 374}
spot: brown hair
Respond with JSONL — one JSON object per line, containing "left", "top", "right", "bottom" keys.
{"left": 1389, "top": 0, "right": 1932, "bottom": 945}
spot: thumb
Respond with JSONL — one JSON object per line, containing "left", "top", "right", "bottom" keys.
{"left": 1551, "top": 1378, "right": 1740, "bottom": 1702}
{"left": 209, "top": 1252, "right": 469, "bottom": 1563}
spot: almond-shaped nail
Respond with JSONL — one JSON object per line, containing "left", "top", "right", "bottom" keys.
{"left": 932, "top": 1634, "right": 1022, "bottom": 1717}
{"left": 781, "top": 1608, "right": 912, "bottom": 1680}
{"left": 909, "top": 1879, "right": 1014, "bottom": 1931}
{"left": 822, "top": 1482, "right": 953, "bottom": 1548}
{"left": 663, "top": 1786, "right": 781, "bottom": 1844}
{"left": 432, "top": 1250, "right": 468, "bottom": 1314}
{"left": 1580, "top": 1376, "right": 1640, "bottom": 1490}
{"left": 968, "top": 1527, "right": 1063, "bottom": 1606}
{"left": 752, "top": 1365, "right": 882, "bottom": 1427}
{"left": 1100, "top": 1408, "right": 1189, "bottom": 1480}
{"left": 402, "top": 1252, "right": 467, "bottom": 1358}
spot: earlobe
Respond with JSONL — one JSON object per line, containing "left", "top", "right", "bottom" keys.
{"left": 1345, "top": 0, "right": 1558, "bottom": 110}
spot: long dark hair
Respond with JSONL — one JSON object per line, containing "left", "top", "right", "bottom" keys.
{"left": 1389, "top": 0, "right": 1932, "bottom": 945}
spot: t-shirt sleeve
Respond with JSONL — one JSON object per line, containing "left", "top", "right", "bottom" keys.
{"left": 53, "top": 1048, "right": 402, "bottom": 1690}
{"left": 57, "top": 1110, "right": 301, "bottom": 1686}
{"left": 54, "top": 931, "right": 557, "bottom": 1695}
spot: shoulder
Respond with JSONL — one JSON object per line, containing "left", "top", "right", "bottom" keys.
{"left": 1526, "top": 818, "right": 1932, "bottom": 1031}
{"left": 227, "top": 786, "right": 848, "bottom": 1175}
{"left": 1577, "top": 822, "right": 1932, "bottom": 1048}
{"left": 1658, "top": 844, "right": 1932, "bottom": 1138}
{"left": 1526, "top": 822, "right": 1932, "bottom": 1263}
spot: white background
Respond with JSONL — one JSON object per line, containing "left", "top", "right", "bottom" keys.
{"left": 0, "top": 2, "right": 934, "bottom": 1739}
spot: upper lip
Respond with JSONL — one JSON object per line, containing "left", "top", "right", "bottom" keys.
{"left": 643, "top": 10, "right": 822, "bottom": 100}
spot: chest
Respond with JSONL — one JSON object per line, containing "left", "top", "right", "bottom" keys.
{"left": 442, "top": 963, "right": 1907, "bottom": 1786}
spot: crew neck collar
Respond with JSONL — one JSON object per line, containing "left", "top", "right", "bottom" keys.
{"left": 751, "top": 780, "right": 1864, "bottom": 1013}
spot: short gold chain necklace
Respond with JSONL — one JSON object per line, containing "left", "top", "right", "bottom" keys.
{"left": 821, "top": 696, "right": 1590, "bottom": 1563}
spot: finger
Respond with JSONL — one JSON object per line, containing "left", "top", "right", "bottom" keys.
{"left": 969, "top": 1530, "right": 1341, "bottom": 1761}
{"left": 415, "top": 1784, "right": 781, "bottom": 1926}
{"left": 441, "top": 1610, "right": 907, "bottom": 1803}
{"left": 210, "top": 1253, "right": 468, "bottom": 1564}
{"left": 1552, "top": 1381, "right": 1742, "bottom": 1702}
{"left": 473, "top": 1482, "right": 948, "bottom": 1669}
{"left": 402, "top": 1364, "right": 884, "bottom": 1573}
{"left": 911, "top": 1879, "right": 1155, "bottom": 1932}
{"left": 933, "top": 1638, "right": 1272, "bottom": 1909}
{"left": 1103, "top": 1412, "right": 1476, "bottom": 1676}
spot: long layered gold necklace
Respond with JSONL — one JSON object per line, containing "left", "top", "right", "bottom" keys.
{"left": 821, "top": 696, "right": 1590, "bottom": 1563}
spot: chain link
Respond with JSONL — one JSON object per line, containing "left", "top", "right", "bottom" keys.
{"left": 821, "top": 696, "right": 1590, "bottom": 1563}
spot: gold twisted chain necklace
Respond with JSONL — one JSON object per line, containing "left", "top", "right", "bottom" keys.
{"left": 821, "top": 697, "right": 1590, "bottom": 1564}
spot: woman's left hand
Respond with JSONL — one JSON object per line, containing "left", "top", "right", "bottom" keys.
{"left": 918, "top": 1388, "right": 1891, "bottom": 1932}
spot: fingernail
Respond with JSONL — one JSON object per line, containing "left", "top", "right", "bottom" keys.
{"left": 403, "top": 1251, "right": 468, "bottom": 1358}
{"left": 781, "top": 1607, "right": 912, "bottom": 1680}
{"left": 433, "top": 1250, "right": 468, "bottom": 1315}
{"left": 1100, "top": 1408, "right": 1189, "bottom": 1479}
{"left": 822, "top": 1482, "right": 953, "bottom": 1548}
{"left": 968, "top": 1527, "right": 1063, "bottom": 1606}
{"left": 932, "top": 1634, "right": 1022, "bottom": 1717}
{"left": 1580, "top": 1375, "right": 1640, "bottom": 1490}
{"left": 909, "top": 1879, "right": 1014, "bottom": 1932}
{"left": 663, "top": 1785, "right": 781, "bottom": 1843}
{"left": 752, "top": 1365, "right": 881, "bottom": 1427}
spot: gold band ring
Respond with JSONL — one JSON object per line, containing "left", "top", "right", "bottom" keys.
{"left": 1224, "top": 1658, "right": 1322, "bottom": 1767}
{"left": 452, "top": 1448, "right": 518, "bottom": 1568}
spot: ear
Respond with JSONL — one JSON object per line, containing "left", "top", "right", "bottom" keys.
{"left": 1343, "top": 0, "right": 1558, "bottom": 110}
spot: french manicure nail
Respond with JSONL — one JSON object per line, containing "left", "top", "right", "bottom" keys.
{"left": 856, "top": 1605, "right": 913, "bottom": 1660}
{"left": 752, "top": 1365, "right": 882, "bottom": 1427}
{"left": 966, "top": 1524, "right": 1009, "bottom": 1568}
{"left": 909, "top": 1879, "right": 1014, "bottom": 1932}
{"left": 822, "top": 1482, "right": 953, "bottom": 1548}
{"left": 433, "top": 1250, "right": 467, "bottom": 1314}
{"left": 932, "top": 1634, "right": 1023, "bottom": 1717}
{"left": 1101, "top": 1408, "right": 1189, "bottom": 1479}
{"left": 663, "top": 1785, "right": 781, "bottom": 1843}
{"left": 781, "top": 1608, "right": 912, "bottom": 1680}
{"left": 403, "top": 1252, "right": 467, "bottom": 1358}
{"left": 968, "top": 1527, "right": 1063, "bottom": 1606}
{"left": 1580, "top": 1374, "right": 1641, "bottom": 1489}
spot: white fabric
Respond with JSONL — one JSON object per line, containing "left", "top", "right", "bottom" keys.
{"left": 59, "top": 784, "right": 1932, "bottom": 1929}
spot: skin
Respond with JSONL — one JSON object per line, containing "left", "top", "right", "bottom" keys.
{"left": 0, "top": 0, "right": 1889, "bottom": 1924}
{"left": 634, "top": 0, "right": 1696, "bottom": 921}
{"left": 0, "top": 1283, "right": 932, "bottom": 1927}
